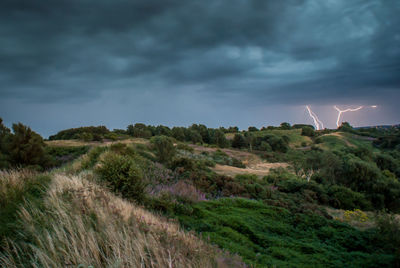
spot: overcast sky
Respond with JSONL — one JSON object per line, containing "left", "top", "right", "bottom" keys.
{"left": 1, "top": 0, "right": 399, "bottom": 137}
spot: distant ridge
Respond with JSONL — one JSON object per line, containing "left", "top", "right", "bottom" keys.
{"left": 355, "top": 124, "right": 400, "bottom": 129}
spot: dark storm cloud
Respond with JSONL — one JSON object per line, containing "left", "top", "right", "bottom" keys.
{"left": 0, "top": 0, "right": 399, "bottom": 134}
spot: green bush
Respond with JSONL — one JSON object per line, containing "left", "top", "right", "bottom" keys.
{"left": 327, "top": 185, "right": 371, "bottom": 210}
{"left": 375, "top": 153, "right": 398, "bottom": 174}
{"left": 301, "top": 126, "right": 315, "bottom": 137}
{"left": 375, "top": 213, "right": 400, "bottom": 254}
{"left": 176, "top": 143, "right": 194, "bottom": 153}
{"left": 95, "top": 152, "right": 146, "bottom": 203}
{"left": 150, "top": 135, "right": 176, "bottom": 163}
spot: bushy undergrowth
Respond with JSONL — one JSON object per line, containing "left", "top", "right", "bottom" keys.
{"left": 46, "top": 145, "right": 89, "bottom": 166}
{"left": 176, "top": 198, "right": 396, "bottom": 267}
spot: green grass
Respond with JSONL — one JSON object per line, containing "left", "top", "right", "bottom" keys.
{"left": 176, "top": 198, "right": 395, "bottom": 267}
{"left": 0, "top": 172, "right": 51, "bottom": 250}
{"left": 341, "top": 132, "right": 378, "bottom": 151}
{"left": 316, "top": 134, "right": 349, "bottom": 150}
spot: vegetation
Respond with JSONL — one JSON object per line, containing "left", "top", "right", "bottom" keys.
{"left": 1, "top": 118, "right": 400, "bottom": 267}
{"left": 177, "top": 198, "right": 395, "bottom": 267}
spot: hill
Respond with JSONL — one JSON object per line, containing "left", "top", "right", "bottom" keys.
{"left": 1, "top": 120, "right": 400, "bottom": 267}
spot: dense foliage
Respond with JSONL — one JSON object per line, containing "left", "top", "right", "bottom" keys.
{"left": 177, "top": 198, "right": 395, "bottom": 267}
{"left": 0, "top": 119, "right": 53, "bottom": 170}
{"left": 49, "top": 126, "right": 109, "bottom": 141}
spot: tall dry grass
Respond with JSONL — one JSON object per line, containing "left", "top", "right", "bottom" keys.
{"left": 0, "top": 173, "right": 244, "bottom": 267}
{"left": 0, "top": 169, "right": 37, "bottom": 196}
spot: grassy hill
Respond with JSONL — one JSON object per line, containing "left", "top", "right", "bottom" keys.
{"left": 1, "top": 121, "right": 400, "bottom": 267}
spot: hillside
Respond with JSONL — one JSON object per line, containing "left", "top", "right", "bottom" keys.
{"left": 1, "top": 121, "right": 400, "bottom": 267}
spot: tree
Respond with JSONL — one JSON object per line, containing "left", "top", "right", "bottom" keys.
{"left": 127, "top": 123, "right": 152, "bottom": 138}
{"left": 172, "top": 127, "right": 186, "bottom": 141}
{"left": 248, "top": 126, "right": 259, "bottom": 132}
{"left": 301, "top": 126, "right": 315, "bottom": 137}
{"left": 227, "top": 126, "right": 239, "bottom": 133}
{"left": 150, "top": 135, "right": 176, "bottom": 163}
{"left": 187, "top": 130, "right": 203, "bottom": 144}
{"left": 8, "top": 123, "right": 50, "bottom": 168}
{"left": 213, "top": 129, "right": 229, "bottom": 148}
{"left": 280, "top": 122, "right": 291, "bottom": 130}
{"left": 338, "top": 122, "right": 353, "bottom": 132}
{"left": 0, "top": 118, "right": 11, "bottom": 168}
{"left": 232, "top": 134, "right": 247, "bottom": 149}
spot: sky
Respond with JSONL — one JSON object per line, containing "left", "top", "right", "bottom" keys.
{"left": 1, "top": 0, "right": 399, "bottom": 137}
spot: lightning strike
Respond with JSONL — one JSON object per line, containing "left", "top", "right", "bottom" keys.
{"left": 306, "top": 105, "right": 324, "bottom": 130}
{"left": 334, "top": 105, "right": 363, "bottom": 127}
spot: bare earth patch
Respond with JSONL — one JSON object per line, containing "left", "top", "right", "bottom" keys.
{"left": 189, "top": 144, "right": 289, "bottom": 177}
{"left": 46, "top": 138, "right": 149, "bottom": 147}
{"left": 190, "top": 145, "right": 261, "bottom": 166}
{"left": 325, "top": 207, "right": 376, "bottom": 230}
{"left": 212, "top": 163, "right": 289, "bottom": 177}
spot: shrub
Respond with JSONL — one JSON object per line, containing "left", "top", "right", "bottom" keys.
{"left": 176, "top": 143, "right": 194, "bottom": 153}
{"left": 375, "top": 153, "right": 398, "bottom": 173}
{"left": 150, "top": 135, "right": 176, "bottom": 163}
{"left": 301, "top": 126, "right": 315, "bottom": 137}
{"left": 79, "top": 132, "right": 93, "bottom": 141}
{"left": 327, "top": 185, "right": 371, "bottom": 210}
{"left": 170, "top": 157, "right": 197, "bottom": 172}
{"left": 95, "top": 152, "right": 146, "bottom": 203}
{"left": 375, "top": 212, "right": 400, "bottom": 253}
{"left": 343, "top": 209, "right": 369, "bottom": 223}
{"left": 341, "top": 157, "right": 382, "bottom": 192}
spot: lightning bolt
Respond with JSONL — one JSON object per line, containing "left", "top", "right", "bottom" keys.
{"left": 334, "top": 105, "right": 364, "bottom": 127}
{"left": 306, "top": 105, "right": 324, "bottom": 130}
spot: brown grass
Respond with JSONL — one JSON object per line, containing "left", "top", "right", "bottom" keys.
{"left": 0, "top": 173, "right": 244, "bottom": 267}
{"left": 0, "top": 169, "right": 38, "bottom": 197}
{"left": 190, "top": 145, "right": 263, "bottom": 166}
{"left": 212, "top": 163, "right": 288, "bottom": 177}
{"left": 45, "top": 138, "right": 149, "bottom": 147}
